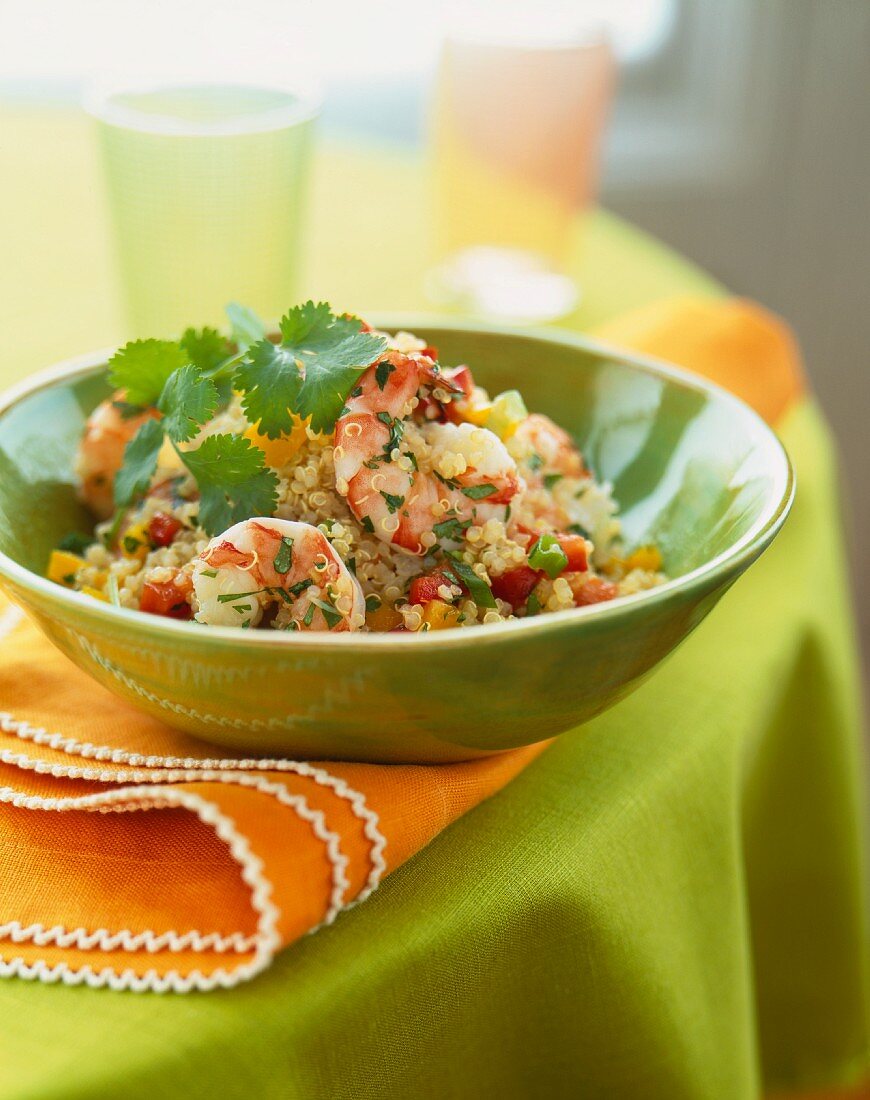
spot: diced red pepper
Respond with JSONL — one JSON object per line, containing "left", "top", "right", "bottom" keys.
{"left": 490, "top": 566, "right": 541, "bottom": 609}
{"left": 139, "top": 579, "right": 193, "bottom": 620}
{"left": 572, "top": 577, "right": 618, "bottom": 607}
{"left": 409, "top": 569, "right": 456, "bottom": 605}
{"left": 556, "top": 534, "right": 588, "bottom": 573}
{"left": 420, "top": 344, "right": 439, "bottom": 361}
{"left": 147, "top": 511, "right": 183, "bottom": 547}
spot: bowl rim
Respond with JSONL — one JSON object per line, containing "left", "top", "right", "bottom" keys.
{"left": 0, "top": 316, "right": 795, "bottom": 651}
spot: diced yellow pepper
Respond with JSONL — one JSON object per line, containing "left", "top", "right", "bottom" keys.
{"left": 80, "top": 585, "right": 109, "bottom": 602}
{"left": 244, "top": 418, "right": 309, "bottom": 469}
{"left": 419, "top": 599, "right": 462, "bottom": 631}
{"left": 120, "top": 521, "right": 151, "bottom": 561}
{"left": 47, "top": 550, "right": 85, "bottom": 588}
{"left": 462, "top": 401, "right": 492, "bottom": 427}
{"left": 624, "top": 546, "right": 663, "bottom": 573}
{"left": 485, "top": 390, "right": 528, "bottom": 441}
{"left": 366, "top": 603, "right": 404, "bottom": 632}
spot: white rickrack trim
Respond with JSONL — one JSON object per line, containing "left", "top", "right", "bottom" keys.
{"left": 0, "top": 783, "right": 280, "bottom": 993}
{"left": 0, "top": 712, "right": 388, "bottom": 900}
{"left": 0, "top": 747, "right": 351, "bottom": 928}
{"left": 0, "top": 922, "right": 258, "bottom": 955}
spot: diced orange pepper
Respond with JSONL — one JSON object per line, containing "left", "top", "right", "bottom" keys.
{"left": 244, "top": 418, "right": 309, "bottom": 468}
{"left": 366, "top": 603, "right": 404, "bottom": 632}
{"left": 47, "top": 550, "right": 85, "bottom": 588}
{"left": 419, "top": 599, "right": 462, "bottom": 631}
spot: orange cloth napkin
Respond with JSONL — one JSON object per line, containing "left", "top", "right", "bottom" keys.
{"left": 0, "top": 297, "right": 804, "bottom": 991}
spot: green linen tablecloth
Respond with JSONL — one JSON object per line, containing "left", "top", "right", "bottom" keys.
{"left": 0, "top": 110, "right": 867, "bottom": 1100}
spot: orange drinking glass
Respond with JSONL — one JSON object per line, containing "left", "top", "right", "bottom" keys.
{"left": 429, "top": 17, "right": 616, "bottom": 323}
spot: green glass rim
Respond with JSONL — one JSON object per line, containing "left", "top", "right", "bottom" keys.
{"left": 83, "top": 78, "right": 323, "bottom": 137}
{"left": 0, "top": 318, "right": 795, "bottom": 651}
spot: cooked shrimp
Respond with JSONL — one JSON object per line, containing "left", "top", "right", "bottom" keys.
{"left": 333, "top": 351, "right": 523, "bottom": 554}
{"left": 192, "top": 518, "right": 365, "bottom": 631}
{"left": 509, "top": 413, "right": 586, "bottom": 487}
{"left": 75, "top": 392, "right": 158, "bottom": 519}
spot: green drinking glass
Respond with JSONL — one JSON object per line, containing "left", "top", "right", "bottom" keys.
{"left": 87, "top": 81, "right": 320, "bottom": 337}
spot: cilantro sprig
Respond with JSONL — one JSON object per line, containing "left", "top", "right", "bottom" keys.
{"left": 109, "top": 307, "right": 278, "bottom": 535}
{"left": 235, "top": 301, "right": 387, "bottom": 436}
{"left": 108, "top": 300, "right": 382, "bottom": 539}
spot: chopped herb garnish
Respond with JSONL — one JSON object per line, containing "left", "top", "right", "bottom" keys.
{"left": 543, "top": 473, "right": 564, "bottom": 491}
{"left": 347, "top": 556, "right": 357, "bottom": 575}
{"left": 527, "top": 453, "right": 543, "bottom": 472}
{"left": 433, "top": 470, "right": 461, "bottom": 491}
{"left": 526, "top": 593, "right": 541, "bottom": 617}
{"left": 217, "top": 590, "right": 262, "bottom": 604}
{"left": 309, "top": 597, "right": 342, "bottom": 630}
{"left": 101, "top": 509, "right": 126, "bottom": 549}
{"left": 303, "top": 603, "right": 316, "bottom": 627}
{"left": 380, "top": 491, "right": 405, "bottom": 513}
{"left": 288, "top": 579, "right": 314, "bottom": 597}
{"left": 233, "top": 603, "right": 252, "bottom": 616}
{"left": 361, "top": 515, "right": 375, "bottom": 533}
{"left": 376, "top": 410, "right": 405, "bottom": 454}
{"left": 567, "top": 522, "right": 591, "bottom": 539}
{"left": 123, "top": 535, "right": 141, "bottom": 554}
{"left": 285, "top": 620, "right": 300, "bottom": 631}
{"left": 365, "top": 594, "right": 382, "bottom": 612}
{"left": 200, "top": 569, "right": 218, "bottom": 579}
{"left": 528, "top": 534, "right": 569, "bottom": 579}
{"left": 504, "top": 504, "right": 511, "bottom": 523}
{"left": 62, "top": 573, "right": 75, "bottom": 585}
{"left": 445, "top": 552, "right": 497, "bottom": 609}
{"left": 273, "top": 535, "right": 294, "bottom": 574}
{"left": 433, "top": 517, "right": 471, "bottom": 542}
{"left": 58, "top": 532, "right": 92, "bottom": 555}
{"left": 375, "top": 359, "right": 396, "bottom": 390}
{"left": 363, "top": 458, "right": 382, "bottom": 470}
{"left": 462, "top": 483, "right": 498, "bottom": 500}
{"left": 403, "top": 450, "right": 419, "bottom": 471}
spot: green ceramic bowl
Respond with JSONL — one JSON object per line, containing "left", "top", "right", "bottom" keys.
{"left": 0, "top": 319, "right": 793, "bottom": 763}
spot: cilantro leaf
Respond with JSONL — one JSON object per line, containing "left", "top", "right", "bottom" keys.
{"left": 179, "top": 433, "right": 278, "bottom": 536}
{"left": 281, "top": 301, "right": 387, "bottom": 433}
{"left": 226, "top": 302, "right": 268, "bottom": 351}
{"left": 180, "top": 327, "right": 232, "bottom": 372}
{"left": 232, "top": 302, "right": 387, "bottom": 435}
{"left": 234, "top": 339, "right": 303, "bottom": 439}
{"left": 108, "top": 340, "right": 188, "bottom": 407}
{"left": 114, "top": 418, "right": 165, "bottom": 507}
{"left": 157, "top": 365, "right": 220, "bottom": 444}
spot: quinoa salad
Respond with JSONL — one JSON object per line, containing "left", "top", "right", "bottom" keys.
{"left": 47, "top": 301, "right": 665, "bottom": 634}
